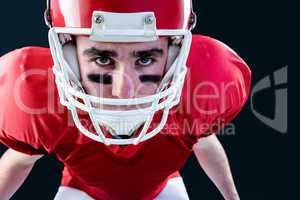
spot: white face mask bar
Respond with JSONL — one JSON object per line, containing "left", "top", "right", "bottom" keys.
{"left": 49, "top": 11, "right": 192, "bottom": 145}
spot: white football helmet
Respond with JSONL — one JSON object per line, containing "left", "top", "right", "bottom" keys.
{"left": 45, "top": 0, "right": 197, "bottom": 145}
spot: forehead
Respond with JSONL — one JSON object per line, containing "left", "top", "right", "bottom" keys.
{"left": 76, "top": 36, "right": 168, "bottom": 51}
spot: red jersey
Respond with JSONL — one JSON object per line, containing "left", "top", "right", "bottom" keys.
{"left": 0, "top": 35, "right": 251, "bottom": 200}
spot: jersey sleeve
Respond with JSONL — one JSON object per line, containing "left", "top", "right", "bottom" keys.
{"left": 0, "top": 47, "right": 60, "bottom": 155}
{"left": 180, "top": 35, "right": 252, "bottom": 139}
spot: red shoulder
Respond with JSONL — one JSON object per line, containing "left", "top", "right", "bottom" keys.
{"left": 0, "top": 47, "right": 53, "bottom": 71}
{"left": 0, "top": 47, "right": 67, "bottom": 154}
{"left": 0, "top": 47, "right": 56, "bottom": 114}
{"left": 188, "top": 34, "right": 252, "bottom": 83}
{"left": 180, "top": 35, "right": 252, "bottom": 138}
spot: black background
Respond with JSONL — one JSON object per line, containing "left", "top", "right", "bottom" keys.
{"left": 0, "top": 1, "right": 293, "bottom": 200}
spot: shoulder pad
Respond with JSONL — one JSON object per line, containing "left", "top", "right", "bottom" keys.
{"left": 181, "top": 34, "right": 252, "bottom": 138}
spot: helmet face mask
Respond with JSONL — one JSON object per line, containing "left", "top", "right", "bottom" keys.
{"left": 47, "top": 0, "right": 195, "bottom": 145}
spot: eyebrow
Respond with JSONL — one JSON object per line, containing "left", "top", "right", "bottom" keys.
{"left": 133, "top": 48, "right": 164, "bottom": 58}
{"left": 83, "top": 47, "right": 118, "bottom": 58}
{"left": 83, "top": 47, "right": 164, "bottom": 58}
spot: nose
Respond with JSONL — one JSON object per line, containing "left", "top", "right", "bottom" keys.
{"left": 111, "top": 66, "right": 136, "bottom": 99}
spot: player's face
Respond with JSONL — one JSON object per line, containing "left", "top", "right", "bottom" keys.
{"left": 76, "top": 36, "right": 168, "bottom": 107}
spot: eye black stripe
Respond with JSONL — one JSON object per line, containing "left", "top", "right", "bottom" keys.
{"left": 139, "top": 75, "right": 162, "bottom": 83}
{"left": 87, "top": 74, "right": 112, "bottom": 84}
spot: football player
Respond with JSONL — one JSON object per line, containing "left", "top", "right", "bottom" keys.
{"left": 0, "top": 0, "right": 251, "bottom": 199}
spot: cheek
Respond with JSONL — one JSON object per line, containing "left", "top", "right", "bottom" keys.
{"left": 130, "top": 61, "right": 167, "bottom": 96}
{"left": 78, "top": 63, "right": 112, "bottom": 97}
{"left": 79, "top": 59, "right": 109, "bottom": 77}
{"left": 153, "top": 59, "right": 166, "bottom": 75}
{"left": 139, "top": 61, "right": 166, "bottom": 76}
{"left": 78, "top": 58, "right": 92, "bottom": 79}
{"left": 135, "top": 81, "right": 160, "bottom": 96}
{"left": 82, "top": 80, "right": 112, "bottom": 97}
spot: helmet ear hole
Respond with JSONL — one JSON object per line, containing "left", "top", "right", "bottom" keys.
{"left": 62, "top": 42, "right": 81, "bottom": 80}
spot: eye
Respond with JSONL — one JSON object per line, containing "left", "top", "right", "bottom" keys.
{"left": 136, "top": 57, "right": 155, "bottom": 66}
{"left": 94, "top": 57, "right": 114, "bottom": 66}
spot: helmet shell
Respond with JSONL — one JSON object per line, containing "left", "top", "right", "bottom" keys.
{"left": 49, "top": 0, "right": 193, "bottom": 29}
